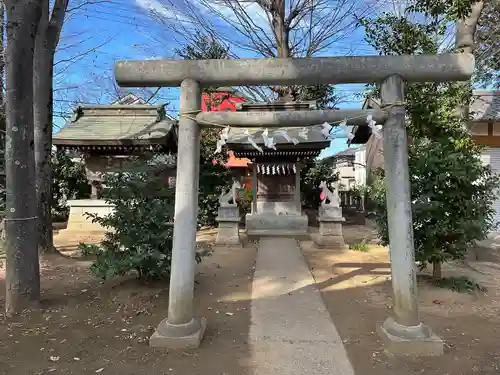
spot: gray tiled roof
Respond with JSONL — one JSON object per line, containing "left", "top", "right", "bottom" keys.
{"left": 333, "top": 147, "right": 364, "bottom": 158}
{"left": 321, "top": 146, "right": 365, "bottom": 163}
{"left": 470, "top": 91, "right": 500, "bottom": 121}
{"left": 226, "top": 125, "right": 329, "bottom": 146}
{"left": 54, "top": 104, "right": 176, "bottom": 144}
{"left": 112, "top": 93, "right": 147, "bottom": 105}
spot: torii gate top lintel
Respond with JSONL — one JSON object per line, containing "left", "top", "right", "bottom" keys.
{"left": 114, "top": 53, "right": 474, "bottom": 88}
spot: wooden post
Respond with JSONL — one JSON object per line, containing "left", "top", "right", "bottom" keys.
{"left": 251, "top": 163, "right": 258, "bottom": 214}
{"left": 294, "top": 162, "right": 301, "bottom": 212}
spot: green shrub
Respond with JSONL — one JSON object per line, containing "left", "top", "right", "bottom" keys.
{"left": 349, "top": 242, "right": 369, "bottom": 252}
{"left": 301, "top": 159, "right": 338, "bottom": 209}
{"left": 368, "top": 137, "right": 500, "bottom": 279}
{"left": 430, "top": 276, "right": 486, "bottom": 294}
{"left": 198, "top": 128, "right": 232, "bottom": 227}
{"left": 78, "top": 243, "right": 102, "bottom": 257}
{"left": 238, "top": 187, "right": 253, "bottom": 215}
{"left": 52, "top": 150, "right": 90, "bottom": 222}
{"left": 84, "top": 158, "right": 204, "bottom": 280}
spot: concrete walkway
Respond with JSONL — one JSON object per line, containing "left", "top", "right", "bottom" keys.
{"left": 249, "top": 237, "right": 356, "bottom": 375}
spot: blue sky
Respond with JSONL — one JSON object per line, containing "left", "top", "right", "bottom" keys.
{"left": 55, "top": 0, "right": 383, "bottom": 157}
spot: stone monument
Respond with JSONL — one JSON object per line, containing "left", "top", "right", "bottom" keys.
{"left": 215, "top": 180, "right": 242, "bottom": 246}
{"left": 314, "top": 180, "right": 348, "bottom": 249}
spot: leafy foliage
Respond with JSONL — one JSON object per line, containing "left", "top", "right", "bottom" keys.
{"left": 301, "top": 159, "right": 338, "bottom": 209}
{"left": 430, "top": 275, "right": 486, "bottom": 293}
{"left": 52, "top": 150, "right": 90, "bottom": 221}
{"left": 368, "top": 138, "right": 500, "bottom": 272}
{"left": 349, "top": 242, "right": 369, "bottom": 252}
{"left": 81, "top": 157, "right": 206, "bottom": 280}
{"left": 237, "top": 187, "right": 253, "bottom": 215}
{"left": 294, "top": 84, "right": 341, "bottom": 109}
{"left": 360, "top": 6, "right": 500, "bottom": 277}
{"left": 198, "top": 128, "right": 233, "bottom": 227}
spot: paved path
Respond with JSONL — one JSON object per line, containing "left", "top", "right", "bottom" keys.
{"left": 249, "top": 237, "right": 356, "bottom": 375}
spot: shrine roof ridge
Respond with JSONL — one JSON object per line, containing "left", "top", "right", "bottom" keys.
{"left": 53, "top": 103, "right": 177, "bottom": 148}
{"left": 115, "top": 53, "right": 474, "bottom": 87}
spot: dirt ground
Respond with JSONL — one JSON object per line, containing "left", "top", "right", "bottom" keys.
{"left": 0, "top": 229, "right": 257, "bottom": 375}
{"left": 1, "top": 225, "right": 500, "bottom": 375}
{"left": 303, "top": 224, "right": 500, "bottom": 375}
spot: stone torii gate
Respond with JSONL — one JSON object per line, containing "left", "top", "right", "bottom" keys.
{"left": 114, "top": 53, "right": 474, "bottom": 354}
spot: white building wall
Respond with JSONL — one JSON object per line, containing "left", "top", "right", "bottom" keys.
{"left": 354, "top": 148, "right": 366, "bottom": 187}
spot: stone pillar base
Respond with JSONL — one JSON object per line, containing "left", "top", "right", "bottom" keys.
{"left": 150, "top": 317, "right": 207, "bottom": 349}
{"left": 216, "top": 218, "right": 241, "bottom": 246}
{"left": 314, "top": 216, "right": 348, "bottom": 249}
{"left": 63, "top": 199, "right": 114, "bottom": 233}
{"left": 377, "top": 316, "right": 444, "bottom": 356}
{"left": 216, "top": 206, "right": 242, "bottom": 246}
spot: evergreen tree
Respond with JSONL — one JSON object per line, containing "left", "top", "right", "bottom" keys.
{"left": 360, "top": 3, "right": 500, "bottom": 278}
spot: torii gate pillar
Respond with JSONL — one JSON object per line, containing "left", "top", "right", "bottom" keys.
{"left": 149, "top": 79, "right": 207, "bottom": 349}
{"left": 377, "top": 75, "right": 443, "bottom": 355}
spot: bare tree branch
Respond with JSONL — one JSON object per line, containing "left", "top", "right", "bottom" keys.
{"left": 136, "top": 0, "right": 383, "bottom": 99}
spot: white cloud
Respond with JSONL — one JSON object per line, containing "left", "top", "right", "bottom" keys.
{"left": 135, "top": 0, "right": 191, "bottom": 23}
{"left": 206, "top": 1, "right": 270, "bottom": 30}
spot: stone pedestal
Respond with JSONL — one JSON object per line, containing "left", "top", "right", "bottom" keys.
{"left": 246, "top": 212, "right": 308, "bottom": 237}
{"left": 314, "top": 206, "right": 348, "bottom": 249}
{"left": 377, "top": 317, "right": 444, "bottom": 356}
{"left": 216, "top": 205, "right": 242, "bottom": 246}
{"left": 150, "top": 317, "right": 207, "bottom": 349}
{"left": 63, "top": 199, "right": 114, "bottom": 234}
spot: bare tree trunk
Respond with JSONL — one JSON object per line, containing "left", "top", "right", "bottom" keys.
{"left": 4, "top": 0, "right": 43, "bottom": 315}
{"left": 270, "top": 0, "right": 292, "bottom": 100}
{"left": 34, "top": 0, "right": 68, "bottom": 254}
{"left": 0, "top": 2, "right": 5, "bottom": 187}
{"left": 455, "top": 1, "right": 485, "bottom": 55}
{"left": 432, "top": 261, "right": 442, "bottom": 280}
{"left": 454, "top": 0, "right": 485, "bottom": 120}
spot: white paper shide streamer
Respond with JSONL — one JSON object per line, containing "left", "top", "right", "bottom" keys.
{"left": 298, "top": 127, "right": 309, "bottom": 140}
{"left": 215, "top": 126, "right": 230, "bottom": 153}
{"left": 321, "top": 122, "right": 333, "bottom": 139}
{"left": 262, "top": 128, "right": 277, "bottom": 150}
{"left": 366, "top": 115, "right": 383, "bottom": 139}
{"left": 215, "top": 117, "right": 342, "bottom": 155}
{"left": 244, "top": 129, "right": 264, "bottom": 153}
{"left": 277, "top": 129, "right": 299, "bottom": 145}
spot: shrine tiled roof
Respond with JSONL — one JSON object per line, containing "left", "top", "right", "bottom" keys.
{"left": 53, "top": 104, "right": 177, "bottom": 150}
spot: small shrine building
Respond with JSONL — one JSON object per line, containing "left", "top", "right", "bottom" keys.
{"left": 226, "top": 101, "right": 331, "bottom": 236}
{"left": 53, "top": 102, "right": 178, "bottom": 233}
